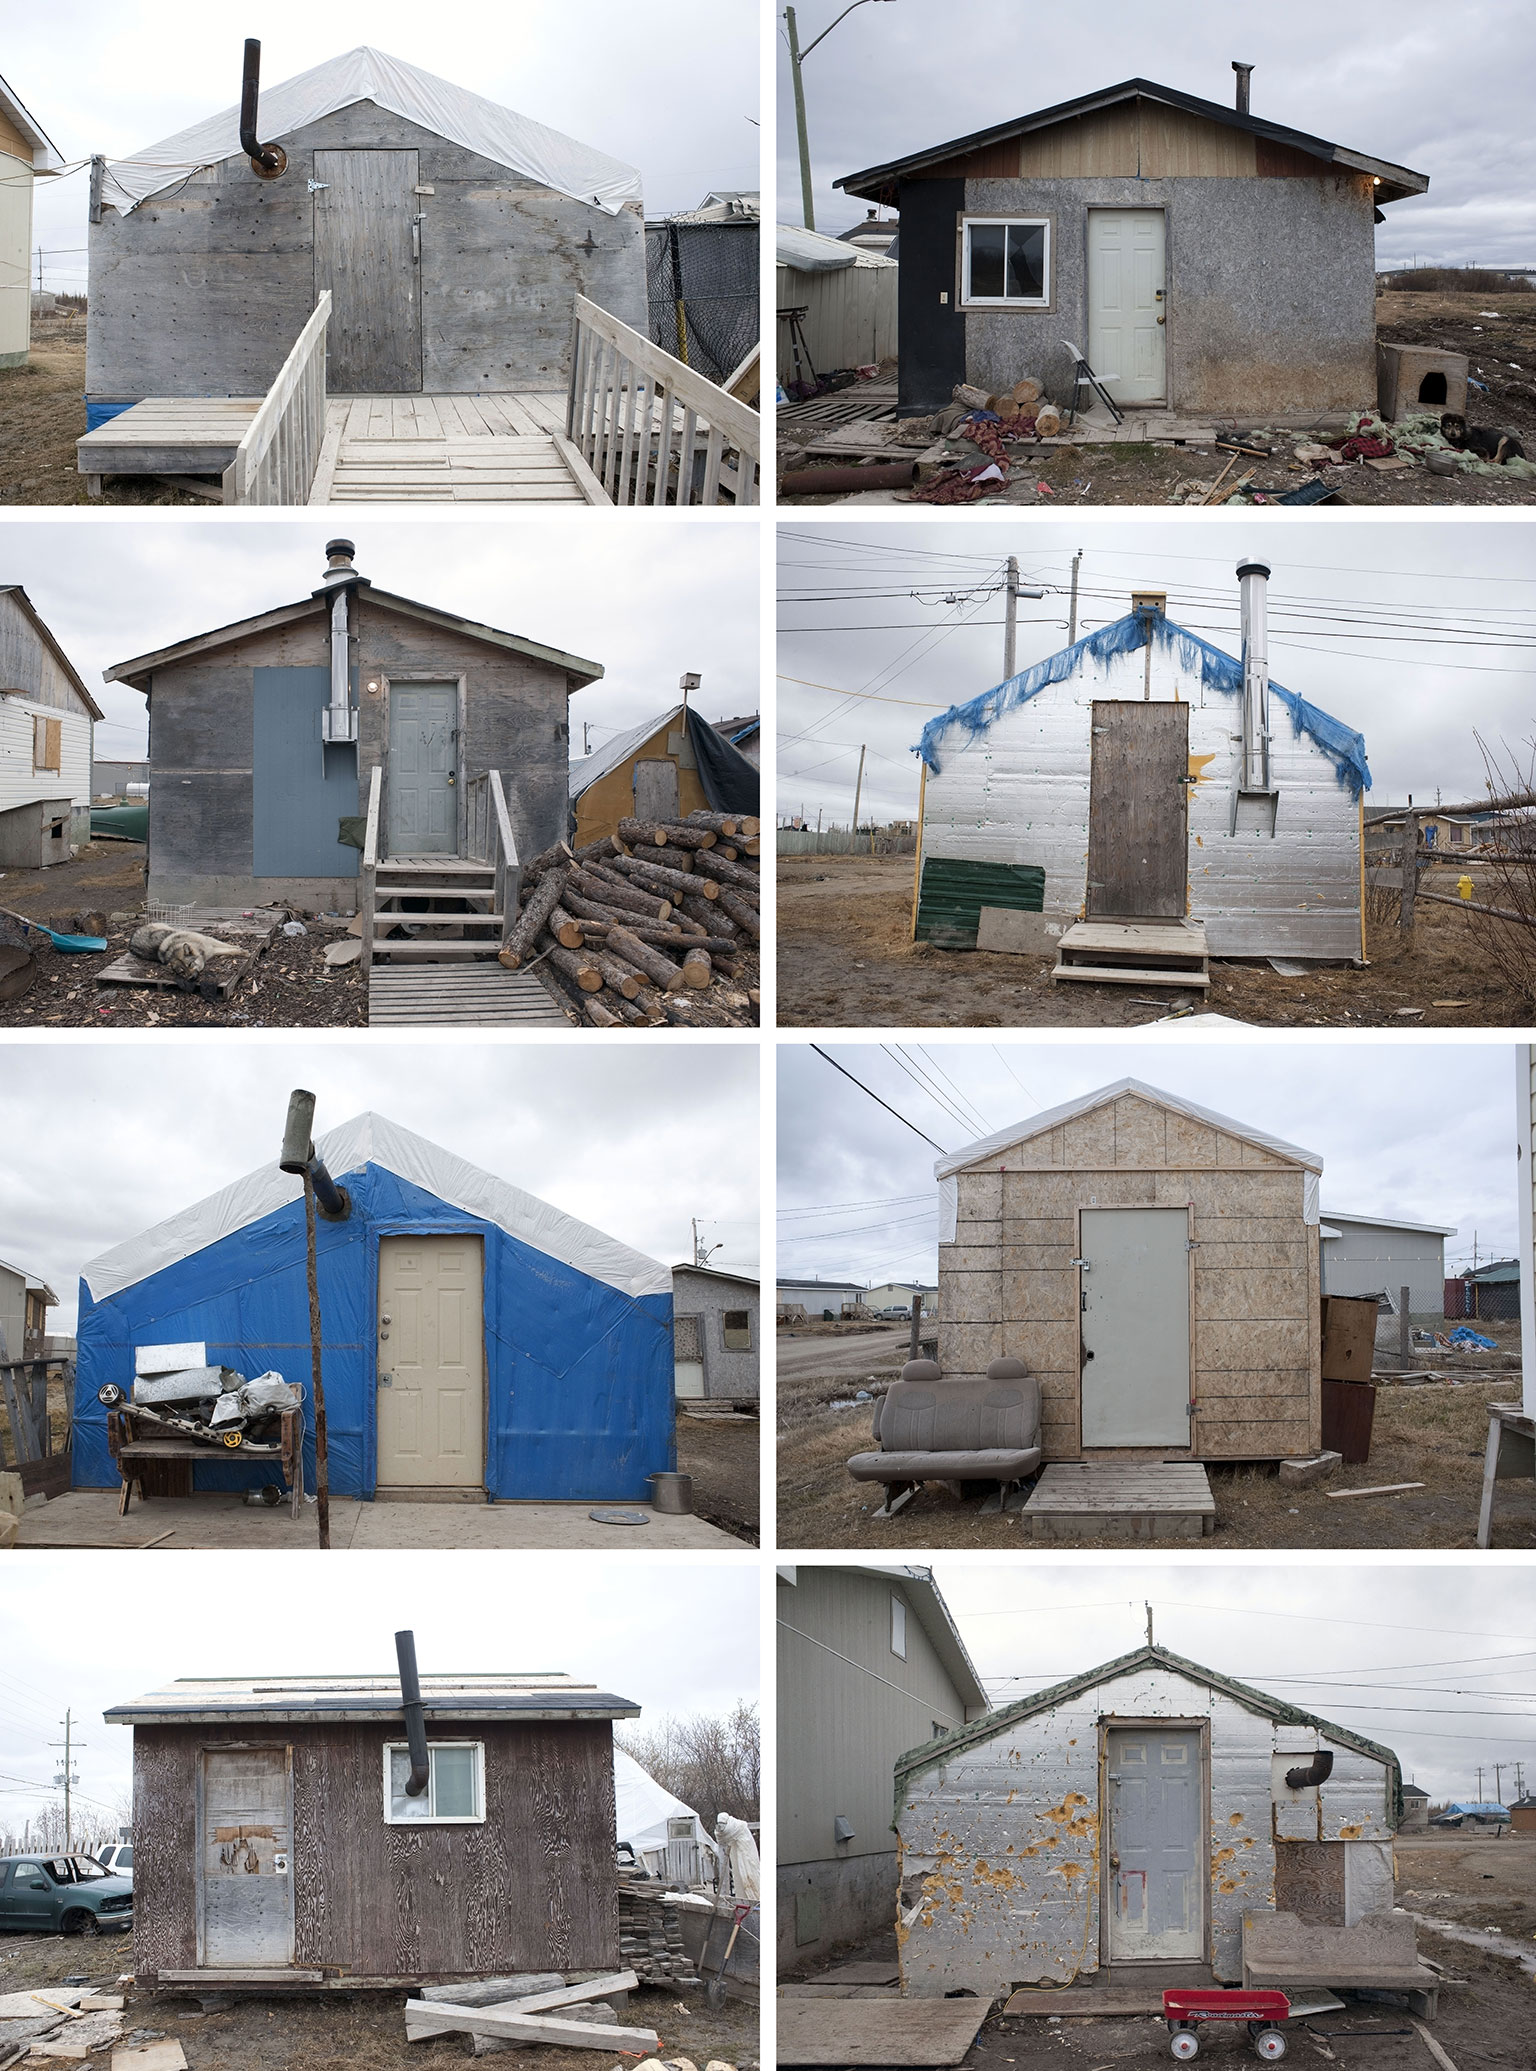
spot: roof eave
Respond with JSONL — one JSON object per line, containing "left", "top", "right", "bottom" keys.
{"left": 107, "top": 1698, "right": 641, "bottom": 1726}
{"left": 0, "top": 74, "right": 64, "bottom": 170}
{"left": 0, "top": 586, "right": 105, "bottom": 719}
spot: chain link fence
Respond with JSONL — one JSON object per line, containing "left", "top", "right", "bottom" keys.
{"left": 645, "top": 218, "right": 759, "bottom": 384}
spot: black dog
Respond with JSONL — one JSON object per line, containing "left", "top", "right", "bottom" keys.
{"left": 1441, "top": 412, "right": 1527, "bottom": 463}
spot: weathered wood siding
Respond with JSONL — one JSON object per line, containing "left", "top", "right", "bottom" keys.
{"left": 571, "top": 718, "right": 711, "bottom": 846}
{"left": 88, "top": 103, "right": 646, "bottom": 402}
{"left": 939, "top": 1091, "right": 1321, "bottom": 1461}
{"left": 0, "top": 592, "right": 94, "bottom": 716}
{"left": 131, "top": 1717, "right": 619, "bottom": 1981}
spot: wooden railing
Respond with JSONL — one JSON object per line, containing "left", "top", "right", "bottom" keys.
{"left": 566, "top": 295, "right": 760, "bottom": 507}
{"left": 222, "top": 291, "right": 332, "bottom": 506}
{"left": 465, "top": 770, "right": 520, "bottom": 947}
{"left": 359, "top": 762, "right": 382, "bottom": 966}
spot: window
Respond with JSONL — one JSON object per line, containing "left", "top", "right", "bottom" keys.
{"left": 382, "top": 1741, "right": 485, "bottom": 1824}
{"left": 961, "top": 217, "right": 1050, "bottom": 308}
{"left": 722, "top": 1309, "right": 752, "bottom": 1352}
{"left": 891, "top": 1594, "right": 907, "bottom": 1660}
{"left": 32, "top": 715, "right": 62, "bottom": 774}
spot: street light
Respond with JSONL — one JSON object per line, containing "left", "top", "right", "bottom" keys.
{"left": 785, "top": 1, "right": 896, "bottom": 232}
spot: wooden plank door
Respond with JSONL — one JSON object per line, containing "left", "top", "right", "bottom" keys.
{"left": 313, "top": 149, "right": 422, "bottom": 394}
{"left": 377, "top": 1235, "right": 485, "bottom": 1488}
{"left": 199, "top": 1748, "right": 295, "bottom": 1968}
{"left": 1086, "top": 700, "right": 1189, "bottom": 919}
{"left": 1079, "top": 1207, "right": 1190, "bottom": 1447}
{"left": 1087, "top": 210, "right": 1166, "bottom": 404}
{"left": 1105, "top": 1727, "right": 1204, "bottom": 1961}
{"left": 386, "top": 683, "right": 458, "bottom": 855}
{"left": 634, "top": 759, "right": 681, "bottom": 821}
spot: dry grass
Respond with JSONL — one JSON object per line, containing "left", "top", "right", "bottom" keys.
{"left": 0, "top": 328, "right": 207, "bottom": 505}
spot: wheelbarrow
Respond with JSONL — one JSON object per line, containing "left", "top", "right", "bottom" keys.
{"left": 1162, "top": 1989, "right": 1291, "bottom": 2060}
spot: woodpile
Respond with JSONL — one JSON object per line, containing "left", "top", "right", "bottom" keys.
{"left": 504, "top": 812, "right": 761, "bottom": 1029}
{"left": 618, "top": 1874, "right": 703, "bottom": 1986}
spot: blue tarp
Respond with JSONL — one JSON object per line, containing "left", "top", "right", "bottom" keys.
{"left": 1447, "top": 1326, "right": 1497, "bottom": 1349}
{"left": 914, "top": 611, "right": 1372, "bottom": 799}
{"left": 85, "top": 401, "right": 135, "bottom": 432}
{"left": 75, "top": 1160, "right": 675, "bottom": 1502}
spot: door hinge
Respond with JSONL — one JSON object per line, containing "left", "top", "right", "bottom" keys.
{"left": 308, "top": 179, "right": 329, "bottom": 194}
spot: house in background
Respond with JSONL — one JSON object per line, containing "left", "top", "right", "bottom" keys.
{"left": 671, "top": 1263, "right": 759, "bottom": 1404}
{"left": 710, "top": 712, "right": 760, "bottom": 768}
{"left": 862, "top": 1281, "right": 937, "bottom": 1315}
{"left": 776, "top": 224, "right": 898, "bottom": 387}
{"left": 0, "top": 1257, "right": 56, "bottom": 1364}
{"left": 0, "top": 587, "right": 102, "bottom": 867}
{"left": 776, "top": 1277, "right": 868, "bottom": 1320}
{"left": 569, "top": 694, "right": 759, "bottom": 845}
{"left": 645, "top": 190, "right": 759, "bottom": 384}
{"left": 1399, "top": 1781, "right": 1431, "bottom": 1832}
{"left": 777, "top": 1564, "right": 989, "bottom": 1970}
{"left": 1510, "top": 1796, "right": 1536, "bottom": 1834}
{"left": 1446, "top": 1258, "right": 1520, "bottom": 1323}
{"left": 836, "top": 67, "right": 1428, "bottom": 419}
{"left": 837, "top": 210, "right": 898, "bottom": 257}
{"left": 1320, "top": 1210, "right": 1456, "bottom": 1324}
{"left": 0, "top": 73, "right": 63, "bottom": 369}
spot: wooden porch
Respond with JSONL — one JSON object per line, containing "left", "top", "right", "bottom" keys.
{"left": 1020, "top": 1461, "right": 1217, "bottom": 1540}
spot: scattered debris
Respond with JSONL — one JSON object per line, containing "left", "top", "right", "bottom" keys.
{"left": 1324, "top": 1481, "right": 1427, "bottom": 1500}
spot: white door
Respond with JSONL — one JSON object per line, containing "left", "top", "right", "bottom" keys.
{"left": 1087, "top": 211, "right": 1166, "bottom": 404}
{"left": 1080, "top": 1207, "right": 1190, "bottom": 1446}
{"left": 199, "top": 1748, "right": 295, "bottom": 1968}
{"left": 675, "top": 1313, "right": 706, "bottom": 1399}
{"left": 377, "top": 1235, "right": 485, "bottom": 1487}
{"left": 1106, "top": 1727, "right": 1204, "bottom": 1961}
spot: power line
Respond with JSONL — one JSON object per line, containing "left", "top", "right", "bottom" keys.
{"left": 810, "top": 1045, "right": 948, "bottom": 1153}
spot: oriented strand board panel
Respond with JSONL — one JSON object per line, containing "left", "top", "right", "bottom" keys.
{"left": 776, "top": 1998, "right": 990, "bottom": 2065}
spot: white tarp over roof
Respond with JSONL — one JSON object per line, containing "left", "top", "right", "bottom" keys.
{"left": 102, "top": 46, "right": 643, "bottom": 215}
{"left": 777, "top": 222, "right": 896, "bottom": 273}
{"left": 614, "top": 1747, "right": 716, "bottom": 1861}
{"left": 81, "top": 1111, "right": 670, "bottom": 1303}
{"left": 570, "top": 703, "right": 682, "bottom": 800}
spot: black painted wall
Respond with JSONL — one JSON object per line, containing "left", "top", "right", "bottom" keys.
{"left": 895, "top": 178, "right": 966, "bottom": 415}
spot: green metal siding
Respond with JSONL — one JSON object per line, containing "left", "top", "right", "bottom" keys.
{"left": 915, "top": 857, "right": 1044, "bottom": 947}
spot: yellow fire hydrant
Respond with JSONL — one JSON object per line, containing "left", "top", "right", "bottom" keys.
{"left": 1457, "top": 874, "right": 1474, "bottom": 901}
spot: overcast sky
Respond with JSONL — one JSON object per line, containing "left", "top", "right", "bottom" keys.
{"left": 15, "top": 0, "right": 760, "bottom": 292}
{"left": 777, "top": 520, "right": 1536, "bottom": 827}
{"left": 921, "top": 1560, "right": 1536, "bottom": 1806}
{"left": 777, "top": 1040, "right": 1519, "bottom": 1285}
{"left": 774, "top": 0, "right": 1534, "bottom": 260}
{"left": 3, "top": 516, "right": 757, "bottom": 762}
{"left": 0, "top": 1552, "right": 758, "bottom": 1837}
{"left": 0, "top": 1040, "right": 759, "bottom": 1333}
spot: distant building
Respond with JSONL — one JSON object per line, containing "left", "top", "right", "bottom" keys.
{"left": 1510, "top": 1796, "right": 1536, "bottom": 1834}
{"left": 671, "top": 1263, "right": 758, "bottom": 1403}
{"left": 862, "top": 1281, "right": 937, "bottom": 1314}
{"left": 837, "top": 209, "right": 898, "bottom": 257}
{"left": 777, "top": 1278, "right": 867, "bottom": 1318}
{"left": 711, "top": 714, "right": 760, "bottom": 768}
{"left": 0, "top": 587, "right": 102, "bottom": 866}
{"left": 0, "top": 1256, "right": 56, "bottom": 1364}
{"left": 1321, "top": 1211, "right": 1457, "bottom": 1320}
{"left": 1430, "top": 1801, "right": 1509, "bottom": 1828}
{"left": 1447, "top": 1259, "right": 1521, "bottom": 1323}
{"left": 1399, "top": 1781, "right": 1430, "bottom": 1832}
{"left": 0, "top": 72, "right": 63, "bottom": 369}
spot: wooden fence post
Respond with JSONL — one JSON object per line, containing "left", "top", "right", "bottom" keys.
{"left": 1400, "top": 809, "right": 1419, "bottom": 933}
{"left": 1399, "top": 1285, "right": 1412, "bottom": 1367}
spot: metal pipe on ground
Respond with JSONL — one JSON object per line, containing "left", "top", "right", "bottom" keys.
{"left": 780, "top": 462, "right": 918, "bottom": 495}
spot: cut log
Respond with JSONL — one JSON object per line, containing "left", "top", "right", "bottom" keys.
{"left": 691, "top": 851, "right": 760, "bottom": 893}
{"left": 739, "top": 835, "right": 761, "bottom": 856}
{"left": 570, "top": 866, "right": 671, "bottom": 922}
{"left": 653, "top": 822, "right": 717, "bottom": 851}
{"left": 680, "top": 894, "right": 734, "bottom": 936}
{"left": 683, "top": 810, "right": 740, "bottom": 836}
{"left": 603, "top": 989, "right": 650, "bottom": 1025}
{"left": 629, "top": 842, "right": 688, "bottom": 873}
{"left": 588, "top": 949, "right": 644, "bottom": 1000}
{"left": 617, "top": 817, "right": 667, "bottom": 848}
{"left": 682, "top": 949, "right": 712, "bottom": 990}
{"left": 547, "top": 904, "right": 587, "bottom": 950}
{"left": 606, "top": 925, "right": 687, "bottom": 992}
{"left": 715, "top": 886, "right": 760, "bottom": 937}
{"left": 545, "top": 943, "right": 603, "bottom": 994}
{"left": 500, "top": 865, "right": 569, "bottom": 967}
{"left": 619, "top": 856, "right": 718, "bottom": 900}
{"left": 661, "top": 993, "right": 741, "bottom": 1028}
{"left": 585, "top": 997, "right": 622, "bottom": 1026}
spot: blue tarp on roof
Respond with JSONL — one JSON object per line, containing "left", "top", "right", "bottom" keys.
{"left": 914, "top": 612, "right": 1371, "bottom": 799}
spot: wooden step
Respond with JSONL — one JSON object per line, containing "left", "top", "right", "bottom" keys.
{"left": 376, "top": 885, "right": 495, "bottom": 902}
{"left": 1052, "top": 918, "right": 1210, "bottom": 989}
{"left": 1054, "top": 965, "right": 1211, "bottom": 989}
{"left": 377, "top": 856, "right": 493, "bottom": 873}
{"left": 370, "top": 942, "right": 505, "bottom": 961}
{"left": 368, "top": 965, "right": 567, "bottom": 1027}
{"left": 375, "top": 913, "right": 504, "bottom": 928}
{"left": 1021, "top": 1461, "right": 1216, "bottom": 1541}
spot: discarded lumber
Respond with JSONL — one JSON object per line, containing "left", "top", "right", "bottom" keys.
{"left": 1325, "top": 1481, "right": 1427, "bottom": 1500}
{"left": 402, "top": 2005, "right": 658, "bottom": 2051}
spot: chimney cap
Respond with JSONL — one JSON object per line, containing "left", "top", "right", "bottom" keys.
{"left": 1235, "top": 557, "right": 1271, "bottom": 581}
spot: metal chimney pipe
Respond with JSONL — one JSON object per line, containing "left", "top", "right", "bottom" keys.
{"left": 1285, "top": 1749, "right": 1335, "bottom": 1790}
{"left": 239, "top": 41, "right": 288, "bottom": 178}
{"left": 1236, "top": 556, "right": 1272, "bottom": 791}
{"left": 1232, "top": 61, "right": 1254, "bottom": 114}
{"left": 395, "top": 1630, "right": 431, "bottom": 1797}
{"left": 321, "top": 541, "right": 359, "bottom": 745}
{"left": 279, "top": 1088, "right": 351, "bottom": 1221}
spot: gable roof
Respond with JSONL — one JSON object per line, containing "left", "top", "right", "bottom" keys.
{"left": 778, "top": 1563, "right": 989, "bottom": 1715}
{"left": 101, "top": 45, "right": 642, "bottom": 215}
{"left": 106, "top": 1671, "right": 638, "bottom": 1726}
{"left": 934, "top": 1076, "right": 1323, "bottom": 1181}
{"left": 0, "top": 1259, "right": 58, "bottom": 1305}
{"left": 671, "top": 1262, "right": 760, "bottom": 1289}
{"left": 80, "top": 1111, "right": 670, "bottom": 1304}
{"left": 0, "top": 71, "right": 63, "bottom": 172}
{"left": 0, "top": 589, "right": 105, "bottom": 721}
{"left": 571, "top": 704, "right": 681, "bottom": 800}
{"left": 838, "top": 76, "right": 1429, "bottom": 207}
{"left": 1321, "top": 1209, "right": 1457, "bottom": 1238}
{"left": 895, "top": 1640, "right": 1400, "bottom": 1804}
{"left": 105, "top": 582, "right": 602, "bottom": 698}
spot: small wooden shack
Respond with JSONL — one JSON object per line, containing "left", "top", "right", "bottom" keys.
{"left": 106, "top": 1648, "right": 636, "bottom": 1988}
{"left": 569, "top": 698, "right": 760, "bottom": 846}
{"left": 104, "top": 538, "right": 600, "bottom": 909}
{"left": 894, "top": 1641, "right": 1400, "bottom": 1994}
{"left": 0, "top": 73, "right": 62, "bottom": 369}
{"left": 0, "top": 586, "right": 102, "bottom": 867}
{"left": 87, "top": 45, "right": 646, "bottom": 416}
{"left": 935, "top": 1077, "right": 1323, "bottom": 1461}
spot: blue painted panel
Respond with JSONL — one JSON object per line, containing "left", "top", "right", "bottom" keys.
{"left": 252, "top": 666, "right": 360, "bottom": 878}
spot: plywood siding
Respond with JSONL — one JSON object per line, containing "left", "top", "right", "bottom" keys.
{"left": 924, "top": 103, "right": 1317, "bottom": 184}
{"left": 938, "top": 1093, "right": 1321, "bottom": 1459}
{"left": 0, "top": 148, "right": 33, "bottom": 363}
{"left": 132, "top": 1718, "right": 618, "bottom": 1981}
{"left": 572, "top": 720, "right": 711, "bottom": 845}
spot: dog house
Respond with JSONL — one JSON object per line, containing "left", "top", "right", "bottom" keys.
{"left": 86, "top": 45, "right": 646, "bottom": 420}
{"left": 106, "top": 1636, "right": 635, "bottom": 1988}
{"left": 1377, "top": 343, "right": 1468, "bottom": 424}
{"left": 935, "top": 1077, "right": 1324, "bottom": 1462}
{"left": 894, "top": 1640, "right": 1400, "bottom": 1994}
{"left": 73, "top": 1110, "right": 674, "bottom": 1503}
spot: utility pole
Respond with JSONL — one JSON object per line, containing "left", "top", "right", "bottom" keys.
{"left": 1494, "top": 1763, "right": 1504, "bottom": 1806}
{"left": 851, "top": 743, "right": 866, "bottom": 834}
{"left": 785, "top": 8, "right": 816, "bottom": 230}
{"left": 50, "top": 1713, "right": 82, "bottom": 1850}
{"left": 1477, "top": 1764, "right": 1485, "bottom": 1801}
{"left": 1069, "top": 548, "right": 1083, "bottom": 643}
{"left": 1004, "top": 556, "right": 1019, "bottom": 680}
{"left": 1145, "top": 1602, "right": 1154, "bottom": 1646}
{"left": 692, "top": 1218, "right": 720, "bottom": 1268}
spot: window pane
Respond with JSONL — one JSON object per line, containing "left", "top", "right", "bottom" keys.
{"left": 968, "top": 224, "right": 1006, "bottom": 299}
{"left": 389, "top": 1746, "right": 432, "bottom": 1821}
{"left": 432, "top": 1746, "right": 477, "bottom": 1818}
{"left": 891, "top": 1595, "right": 907, "bottom": 1659}
{"left": 1006, "top": 224, "right": 1045, "bottom": 300}
{"left": 723, "top": 1310, "right": 751, "bottom": 1351}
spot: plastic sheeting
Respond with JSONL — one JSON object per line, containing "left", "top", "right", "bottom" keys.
{"left": 715, "top": 1812, "right": 761, "bottom": 1902}
{"left": 102, "top": 46, "right": 643, "bottom": 216}
{"left": 915, "top": 611, "right": 1372, "bottom": 799}
{"left": 74, "top": 1122, "right": 674, "bottom": 1502}
{"left": 686, "top": 707, "right": 760, "bottom": 816}
{"left": 614, "top": 1749, "right": 717, "bottom": 1863}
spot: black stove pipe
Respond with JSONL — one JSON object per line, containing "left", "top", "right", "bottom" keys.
{"left": 240, "top": 40, "right": 288, "bottom": 178}
{"left": 280, "top": 1089, "right": 351, "bottom": 1222}
{"left": 396, "top": 1629, "right": 431, "bottom": 1797}
{"left": 1285, "top": 1749, "right": 1335, "bottom": 1791}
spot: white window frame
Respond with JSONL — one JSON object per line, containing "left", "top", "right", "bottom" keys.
{"left": 381, "top": 1739, "right": 486, "bottom": 1825}
{"left": 959, "top": 215, "right": 1052, "bottom": 310}
{"left": 891, "top": 1594, "right": 907, "bottom": 1660}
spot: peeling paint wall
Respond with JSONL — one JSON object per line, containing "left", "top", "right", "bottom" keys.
{"left": 894, "top": 1664, "right": 1391, "bottom": 1996}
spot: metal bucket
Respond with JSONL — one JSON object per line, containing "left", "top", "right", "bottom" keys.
{"left": 647, "top": 1472, "right": 694, "bottom": 1515}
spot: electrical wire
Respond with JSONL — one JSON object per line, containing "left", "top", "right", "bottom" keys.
{"left": 810, "top": 1046, "right": 948, "bottom": 1152}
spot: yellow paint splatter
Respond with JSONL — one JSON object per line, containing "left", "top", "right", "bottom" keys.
{"left": 1187, "top": 753, "right": 1217, "bottom": 783}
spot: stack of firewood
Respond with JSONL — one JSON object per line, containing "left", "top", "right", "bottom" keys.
{"left": 503, "top": 811, "right": 761, "bottom": 1028}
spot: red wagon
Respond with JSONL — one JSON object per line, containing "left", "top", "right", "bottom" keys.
{"left": 1162, "top": 1989, "right": 1292, "bottom": 2061}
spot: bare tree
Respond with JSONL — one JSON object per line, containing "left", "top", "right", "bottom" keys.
{"left": 1464, "top": 738, "right": 1536, "bottom": 1009}
{"left": 617, "top": 1701, "right": 759, "bottom": 1832}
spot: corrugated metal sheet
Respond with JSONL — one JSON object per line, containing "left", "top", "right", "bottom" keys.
{"left": 915, "top": 857, "right": 1045, "bottom": 946}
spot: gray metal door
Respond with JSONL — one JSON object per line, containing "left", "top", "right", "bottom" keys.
{"left": 386, "top": 683, "right": 457, "bottom": 855}
{"left": 634, "top": 759, "right": 680, "bottom": 821}
{"left": 199, "top": 1748, "right": 295, "bottom": 1968}
{"left": 1080, "top": 1207, "right": 1190, "bottom": 1446}
{"left": 1106, "top": 1727, "right": 1203, "bottom": 1961}
{"left": 313, "top": 149, "right": 422, "bottom": 393}
{"left": 1086, "top": 701, "right": 1189, "bottom": 918}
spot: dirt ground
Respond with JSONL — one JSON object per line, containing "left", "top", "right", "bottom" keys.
{"left": 0, "top": 323, "right": 209, "bottom": 505}
{"left": 0, "top": 1932, "right": 759, "bottom": 2071}
{"left": 780, "top": 294, "right": 1536, "bottom": 509}
{"left": 677, "top": 1408, "right": 761, "bottom": 1544}
{"left": 776, "top": 854, "right": 1534, "bottom": 1028}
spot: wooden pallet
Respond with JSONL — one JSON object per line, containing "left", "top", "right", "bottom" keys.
{"left": 779, "top": 382, "right": 899, "bottom": 436}
{"left": 1052, "top": 918, "right": 1211, "bottom": 989}
{"left": 1021, "top": 1461, "right": 1216, "bottom": 1540}
{"left": 368, "top": 963, "right": 569, "bottom": 1027}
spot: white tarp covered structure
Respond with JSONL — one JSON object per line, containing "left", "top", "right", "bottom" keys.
{"left": 614, "top": 1748, "right": 717, "bottom": 1867}
{"left": 81, "top": 1112, "right": 670, "bottom": 1303}
{"left": 102, "top": 46, "right": 643, "bottom": 215}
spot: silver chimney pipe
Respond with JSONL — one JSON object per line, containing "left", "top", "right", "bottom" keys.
{"left": 1232, "top": 61, "right": 1253, "bottom": 113}
{"left": 1236, "top": 555, "right": 1271, "bottom": 791}
{"left": 320, "top": 538, "right": 359, "bottom": 745}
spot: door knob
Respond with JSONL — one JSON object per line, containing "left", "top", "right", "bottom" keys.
{"left": 1157, "top": 315, "right": 1166, "bottom": 325}
{"left": 380, "top": 1373, "right": 393, "bottom": 1387}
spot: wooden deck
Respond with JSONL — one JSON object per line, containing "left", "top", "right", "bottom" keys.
{"left": 1021, "top": 1461, "right": 1217, "bottom": 1540}
{"left": 367, "top": 962, "right": 569, "bottom": 1027}
{"left": 78, "top": 399, "right": 260, "bottom": 489}
{"left": 1053, "top": 918, "right": 1212, "bottom": 990}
